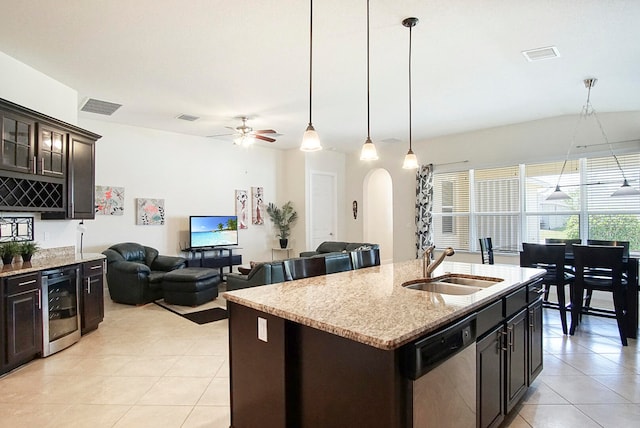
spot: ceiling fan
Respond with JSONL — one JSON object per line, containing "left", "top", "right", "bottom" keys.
{"left": 208, "top": 116, "right": 278, "bottom": 146}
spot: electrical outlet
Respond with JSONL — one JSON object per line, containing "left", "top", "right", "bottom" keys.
{"left": 258, "top": 317, "right": 268, "bottom": 342}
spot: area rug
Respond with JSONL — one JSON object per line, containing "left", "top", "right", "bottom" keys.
{"left": 155, "top": 299, "right": 228, "bottom": 325}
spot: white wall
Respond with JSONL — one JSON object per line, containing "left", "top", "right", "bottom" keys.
{"left": 0, "top": 51, "right": 77, "bottom": 124}
{"left": 77, "top": 119, "right": 283, "bottom": 263}
{"left": 346, "top": 112, "right": 640, "bottom": 263}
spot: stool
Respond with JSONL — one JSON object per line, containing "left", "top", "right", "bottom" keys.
{"left": 162, "top": 267, "right": 220, "bottom": 306}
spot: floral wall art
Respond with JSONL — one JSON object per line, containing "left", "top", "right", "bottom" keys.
{"left": 136, "top": 198, "right": 165, "bottom": 225}
{"left": 95, "top": 185, "right": 125, "bottom": 215}
{"left": 235, "top": 190, "right": 249, "bottom": 229}
{"left": 251, "top": 186, "right": 264, "bottom": 225}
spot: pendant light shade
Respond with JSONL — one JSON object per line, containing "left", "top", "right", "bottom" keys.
{"left": 546, "top": 185, "right": 571, "bottom": 201}
{"left": 359, "top": 0, "right": 378, "bottom": 161}
{"left": 611, "top": 179, "right": 640, "bottom": 197}
{"left": 300, "top": 0, "right": 322, "bottom": 152}
{"left": 402, "top": 17, "right": 418, "bottom": 169}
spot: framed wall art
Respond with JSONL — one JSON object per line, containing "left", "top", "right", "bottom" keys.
{"left": 235, "top": 189, "right": 249, "bottom": 229}
{"left": 136, "top": 198, "right": 165, "bottom": 225}
{"left": 95, "top": 185, "right": 125, "bottom": 215}
{"left": 251, "top": 186, "right": 264, "bottom": 225}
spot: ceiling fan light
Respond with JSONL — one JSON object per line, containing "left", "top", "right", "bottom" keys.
{"left": 360, "top": 138, "right": 378, "bottom": 161}
{"left": 611, "top": 179, "right": 640, "bottom": 197}
{"left": 546, "top": 185, "right": 571, "bottom": 201}
{"left": 301, "top": 124, "right": 322, "bottom": 152}
{"left": 402, "top": 149, "right": 418, "bottom": 169}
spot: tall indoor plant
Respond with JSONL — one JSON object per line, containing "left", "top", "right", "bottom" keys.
{"left": 266, "top": 201, "right": 298, "bottom": 249}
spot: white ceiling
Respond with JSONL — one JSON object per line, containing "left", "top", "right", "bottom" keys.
{"left": 0, "top": 0, "right": 639, "bottom": 153}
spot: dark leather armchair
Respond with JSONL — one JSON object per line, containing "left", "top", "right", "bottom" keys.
{"left": 103, "top": 242, "right": 186, "bottom": 305}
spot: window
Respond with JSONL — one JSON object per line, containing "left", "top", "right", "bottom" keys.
{"left": 432, "top": 153, "right": 640, "bottom": 253}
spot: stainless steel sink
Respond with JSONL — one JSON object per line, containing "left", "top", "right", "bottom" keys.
{"left": 436, "top": 274, "right": 502, "bottom": 288}
{"left": 403, "top": 280, "right": 484, "bottom": 295}
{"left": 402, "top": 274, "right": 503, "bottom": 295}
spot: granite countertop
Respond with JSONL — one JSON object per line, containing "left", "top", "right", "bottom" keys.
{"left": 223, "top": 260, "right": 545, "bottom": 350}
{"left": 0, "top": 253, "right": 106, "bottom": 277}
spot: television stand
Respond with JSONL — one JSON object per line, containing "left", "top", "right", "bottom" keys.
{"left": 182, "top": 247, "right": 242, "bottom": 278}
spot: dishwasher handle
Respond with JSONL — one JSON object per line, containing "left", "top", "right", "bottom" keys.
{"left": 402, "top": 313, "right": 477, "bottom": 380}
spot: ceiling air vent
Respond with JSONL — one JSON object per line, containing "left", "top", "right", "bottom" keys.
{"left": 80, "top": 98, "right": 122, "bottom": 115}
{"left": 177, "top": 114, "right": 200, "bottom": 122}
{"left": 522, "top": 46, "right": 560, "bottom": 62}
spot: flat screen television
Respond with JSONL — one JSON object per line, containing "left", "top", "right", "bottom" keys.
{"left": 189, "top": 215, "right": 238, "bottom": 248}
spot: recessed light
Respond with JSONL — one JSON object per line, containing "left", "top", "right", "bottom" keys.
{"left": 176, "top": 114, "right": 200, "bottom": 122}
{"left": 522, "top": 46, "right": 560, "bottom": 62}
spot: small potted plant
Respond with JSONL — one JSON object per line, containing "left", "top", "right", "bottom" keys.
{"left": 266, "top": 201, "right": 298, "bottom": 249}
{"left": 19, "top": 241, "right": 40, "bottom": 262}
{"left": 0, "top": 241, "right": 21, "bottom": 265}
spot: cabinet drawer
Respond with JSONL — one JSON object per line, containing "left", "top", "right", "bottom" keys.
{"left": 477, "top": 299, "right": 503, "bottom": 338}
{"left": 6, "top": 272, "right": 41, "bottom": 295}
{"left": 527, "top": 280, "right": 545, "bottom": 303}
{"left": 82, "top": 260, "right": 104, "bottom": 276}
{"left": 504, "top": 287, "right": 527, "bottom": 318}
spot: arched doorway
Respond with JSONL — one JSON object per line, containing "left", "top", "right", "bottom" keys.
{"left": 363, "top": 168, "right": 393, "bottom": 263}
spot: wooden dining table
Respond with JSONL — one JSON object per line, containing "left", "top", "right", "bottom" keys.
{"left": 565, "top": 254, "right": 638, "bottom": 339}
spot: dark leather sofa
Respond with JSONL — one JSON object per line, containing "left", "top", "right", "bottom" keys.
{"left": 103, "top": 242, "right": 187, "bottom": 305}
{"left": 225, "top": 244, "right": 379, "bottom": 291}
{"left": 299, "top": 241, "right": 379, "bottom": 257}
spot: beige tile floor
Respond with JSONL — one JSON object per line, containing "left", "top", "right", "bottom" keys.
{"left": 0, "top": 287, "right": 638, "bottom": 427}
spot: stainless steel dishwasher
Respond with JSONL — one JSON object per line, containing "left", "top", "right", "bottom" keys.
{"left": 402, "top": 314, "right": 477, "bottom": 428}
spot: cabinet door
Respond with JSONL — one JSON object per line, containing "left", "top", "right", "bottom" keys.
{"left": 6, "top": 288, "right": 43, "bottom": 367}
{"left": 67, "top": 134, "right": 95, "bottom": 219}
{"left": 528, "top": 299, "right": 543, "bottom": 383}
{"left": 37, "top": 123, "right": 66, "bottom": 178}
{"left": 81, "top": 261, "right": 104, "bottom": 334}
{"left": 505, "top": 308, "right": 528, "bottom": 413}
{"left": 1, "top": 112, "right": 35, "bottom": 174}
{"left": 477, "top": 326, "right": 504, "bottom": 428}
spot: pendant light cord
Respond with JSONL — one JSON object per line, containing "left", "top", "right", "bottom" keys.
{"left": 408, "top": 23, "right": 413, "bottom": 151}
{"left": 308, "top": 0, "right": 313, "bottom": 126}
{"left": 366, "top": 0, "right": 371, "bottom": 139}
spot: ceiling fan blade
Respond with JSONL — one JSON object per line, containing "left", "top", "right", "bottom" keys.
{"left": 254, "top": 129, "right": 277, "bottom": 134}
{"left": 207, "top": 132, "right": 236, "bottom": 138}
{"left": 255, "top": 135, "right": 276, "bottom": 143}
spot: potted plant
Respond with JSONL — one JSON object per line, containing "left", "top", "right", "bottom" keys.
{"left": 19, "top": 241, "right": 40, "bottom": 262}
{"left": 266, "top": 201, "right": 298, "bottom": 249}
{"left": 0, "top": 241, "right": 21, "bottom": 265}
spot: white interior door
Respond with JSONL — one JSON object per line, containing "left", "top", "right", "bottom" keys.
{"left": 310, "top": 171, "right": 337, "bottom": 249}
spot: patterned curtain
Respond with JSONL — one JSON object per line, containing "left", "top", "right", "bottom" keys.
{"left": 415, "top": 164, "right": 434, "bottom": 258}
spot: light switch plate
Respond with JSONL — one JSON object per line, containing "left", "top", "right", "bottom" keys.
{"left": 258, "top": 317, "right": 268, "bottom": 342}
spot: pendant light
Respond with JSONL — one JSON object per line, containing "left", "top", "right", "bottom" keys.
{"left": 300, "top": 0, "right": 322, "bottom": 152}
{"left": 359, "top": 0, "right": 378, "bottom": 161}
{"left": 402, "top": 17, "right": 419, "bottom": 169}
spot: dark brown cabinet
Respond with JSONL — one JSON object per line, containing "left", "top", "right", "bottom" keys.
{"left": 505, "top": 308, "right": 528, "bottom": 413}
{"left": 1, "top": 112, "right": 35, "bottom": 174}
{"left": 3, "top": 272, "right": 42, "bottom": 370}
{"left": 0, "top": 97, "right": 100, "bottom": 214}
{"left": 528, "top": 298, "right": 544, "bottom": 383}
{"left": 477, "top": 324, "right": 504, "bottom": 428}
{"left": 80, "top": 260, "right": 104, "bottom": 334}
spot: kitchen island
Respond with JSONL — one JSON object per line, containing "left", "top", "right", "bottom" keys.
{"left": 223, "top": 259, "right": 545, "bottom": 428}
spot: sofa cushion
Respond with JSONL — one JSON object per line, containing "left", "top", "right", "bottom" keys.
{"left": 345, "top": 243, "right": 377, "bottom": 252}
{"left": 316, "top": 241, "right": 349, "bottom": 253}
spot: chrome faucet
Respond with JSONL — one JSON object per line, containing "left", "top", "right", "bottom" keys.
{"left": 423, "top": 245, "right": 455, "bottom": 278}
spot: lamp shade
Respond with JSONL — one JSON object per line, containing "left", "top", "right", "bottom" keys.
{"left": 546, "top": 185, "right": 571, "bottom": 201}
{"left": 402, "top": 149, "right": 418, "bottom": 169}
{"left": 300, "top": 124, "right": 322, "bottom": 152}
{"left": 611, "top": 179, "right": 640, "bottom": 197}
{"left": 360, "top": 138, "right": 378, "bottom": 161}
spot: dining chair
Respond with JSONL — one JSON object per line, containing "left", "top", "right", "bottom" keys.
{"left": 520, "top": 243, "right": 573, "bottom": 334}
{"left": 584, "top": 240, "right": 630, "bottom": 308}
{"left": 350, "top": 248, "right": 380, "bottom": 269}
{"left": 570, "top": 244, "right": 627, "bottom": 346}
{"left": 479, "top": 237, "right": 494, "bottom": 265}
{"left": 545, "top": 238, "right": 581, "bottom": 258}
{"left": 283, "top": 257, "right": 326, "bottom": 281}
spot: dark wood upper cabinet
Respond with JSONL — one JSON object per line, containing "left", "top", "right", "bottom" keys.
{"left": 0, "top": 98, "right": 101, "bottom": 215}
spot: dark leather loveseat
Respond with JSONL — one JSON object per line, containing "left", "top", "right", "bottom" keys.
{"left": 103, "top": 242, "right": 187, "bottom": 305}
{"left": 299, "top": 241, "right": 379, "bottom": 257}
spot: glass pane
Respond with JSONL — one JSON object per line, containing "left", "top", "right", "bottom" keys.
{"left": 16, "top": 145, "right": 30, "bottom": 168}
{"left": 524, "top": 214, "right": 579, "bottom": 244}
{"left": 476, "top": 214, "right": 521, "bottom": 252}
{"left": 43, "top": 153, "right": 52, "bottom": 171}
{"left": 53, "top": 132, "right": 64, "bottom": 152}
{"left": 475, "top": 166, "right": 520, "bottom": 213}
{"left": 41, "top": 130, "right": 52, "bottom": 149}
{"left": 52, "top": 153, "right": 63, "bottom": 172}
{"left": 587, "top": 154, "right": 640, "bottom": 211}
{"left": 588, "top": 214, "right": 640, "bottom": 252}
{"left": 3, "top": 142, "right": 15, "bottom": 165}
{"left": 526, "top": 160, "right": 580, "bottom": 211}
{"left": 17, "top": 121, "right": 29, "bottom": 144}
{"left": 3, "top": 118, "right": 15, "bottom": 141}
{"left": 432, "top": 215, "right": 470, "bottom": 250}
